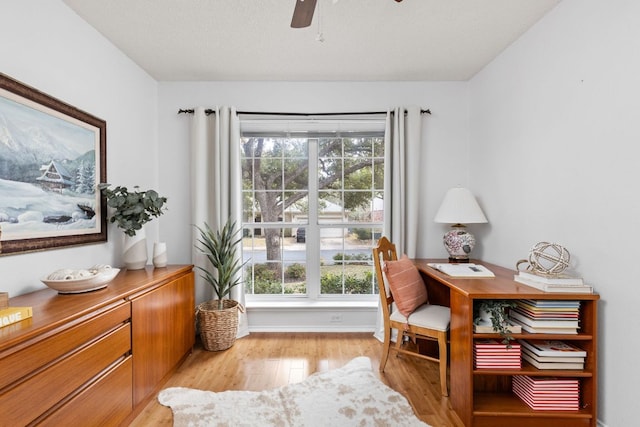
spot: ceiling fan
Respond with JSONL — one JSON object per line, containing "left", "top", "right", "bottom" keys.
{"left": 291, "top": 0, "right": 403, "bottom": 28}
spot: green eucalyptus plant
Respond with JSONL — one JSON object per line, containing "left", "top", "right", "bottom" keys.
{"left": 195, "top": 220, "right": 246, "bottom": 310}
{"left": 99, "top": 183, "right": 167, "bottom": 237}
{"left": 474, "top": 300, "right": 517, "bottom": 346}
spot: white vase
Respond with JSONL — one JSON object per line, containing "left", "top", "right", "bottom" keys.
{"left": 123, "top": 228, "right": 148, "bottom": 270}
{"left": 477, "top": 308, "right": 493, "bottom": 326}
{"left": 152, "top": 242, "right": 168, "bottom": 268}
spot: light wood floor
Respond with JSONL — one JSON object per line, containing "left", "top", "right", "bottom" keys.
{"left": 130, "top": 332, "right": 464, "bottom": 427}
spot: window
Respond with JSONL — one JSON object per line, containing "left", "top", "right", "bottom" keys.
{"left": 240, "top": 118, "right": 385, "bottom": 301}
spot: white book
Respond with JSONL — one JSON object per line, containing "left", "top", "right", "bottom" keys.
{"left": 510, "top": 311, "right": 579, "bottom": 328}
{"left": 428, "top": 263, "right": 495, "bottom": 278}
{"left": 521, "top": 347, "right": 585, "bottom": 363}
{"left": 522, "top": 352, "right": 584, "bottom": 370}
{"left": 510, "top": 318, "right": 578, "bottom": 334}
{"left": 519, "top": 340, "right": 587, "bottom": 357}
{"left": 518, "top": 271, "right": 584, "bottom": 285}
{"left": 514, "top": 276, "right": 593, "bottom": 293}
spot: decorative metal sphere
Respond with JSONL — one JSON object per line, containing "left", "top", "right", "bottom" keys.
{"left": 528, "top": 242, "right": 570, "bottom": 275}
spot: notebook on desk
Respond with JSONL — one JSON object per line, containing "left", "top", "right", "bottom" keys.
{"left": 427, "top": 263, "right": 495, "bottom": 278}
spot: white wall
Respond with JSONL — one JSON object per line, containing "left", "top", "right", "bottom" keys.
{"left": 157, "top": 81, "right": 470, "bottom": 306}
{"left": 0, "top": 0, "right": 159, "bottom": 296}
{"left": 3, "top": 1, "right": 627, "bottom": 424}
{"left": 470, "top": 1, "right": 640, "bottom": 426}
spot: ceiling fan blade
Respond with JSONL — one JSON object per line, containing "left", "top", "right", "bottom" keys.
{"left": 291, "top": 0, "right": 318, "bottom": 28}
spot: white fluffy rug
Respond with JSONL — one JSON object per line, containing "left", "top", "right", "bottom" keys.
{"left": 158, "top": 356, "right": 430, "bottom": 427}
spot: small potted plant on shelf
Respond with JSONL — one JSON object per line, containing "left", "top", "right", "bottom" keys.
{"left": 194, "top": 220, "right": 247, "bottom": 351}
{"left": 99, "top": 183, "right": 167, "bottom": 270}
{"left": 474, "top": 300, "right": 517, "bottom": 346}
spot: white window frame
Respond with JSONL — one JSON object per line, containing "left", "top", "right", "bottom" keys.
{"left": 240, "top": 118, "right": 385, "bottom": 304}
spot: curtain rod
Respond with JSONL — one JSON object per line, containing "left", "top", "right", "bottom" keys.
{"left": 177, "top": 108, "right": 431, "bottom": 116}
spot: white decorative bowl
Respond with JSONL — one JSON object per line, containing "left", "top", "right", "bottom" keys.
{"left": 42, "top": 268, "right": 120, "bottom": 294}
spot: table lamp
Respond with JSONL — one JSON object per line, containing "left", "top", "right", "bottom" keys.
{"left": 434, "top": 187, "right": 488, "bottom": 262}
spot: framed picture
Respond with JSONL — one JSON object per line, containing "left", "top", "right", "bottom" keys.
{"left": 0, "top": 73, "right": 107, "bottom": 255}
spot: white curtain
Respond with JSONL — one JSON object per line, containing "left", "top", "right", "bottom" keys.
{"left": 190, "top": 106, "right": 249, "bottom": 339}
{"left": 373, "top": 106, "right": 423, "bottom": 342}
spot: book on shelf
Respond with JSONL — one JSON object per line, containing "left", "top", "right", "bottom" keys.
{"left": 512, "top": 391, "right": 580, "bottom": 410}
{"left": 473, "top": 338, "right": 521, "bottom": 349}
{"left": 0, "top": 306, "right": 33, "bottom": 328}
{"left": 476, "top": 363, "right": 522, "bottom": 369}
{"left": 510, "top": 318, "right": 578, "bottom": 334}
{"left": 509, "top": 310, "right": 579, "bottom": 328}
{"left": 519, "top": 340, "right": 587, "bottom": 357}
{"left": 515, "top": 300, "right": 580, "bottom": 315}
{"left": 520, "top": 299, "right": 581, "bottom": 309}
{"left": 521, "top": 352, "right": 584, "bottom": 370}
{"left": 517, "top": 271, "right": 584, "bottom": 285}
{"left": 514, "top": 275, "right": 593, "bottom": 293}
{"left": 521, "top": 347, "right": 585, "bottom": 363}
{"left": 512, "top": 375, "right": 580, "bottom": 411}
{"left": 427, "top": 263, "right": 495, "bottom": 278}
{"left": 513, "top": 306, "right": 579, "bottom": 320}
{"left": 512, "top": 384, "right": 580, "bottom": 398}
{"left": 515, "top": 375, "right": 579, "bottom": 387}
{"left": 473, "top": 322, "right": 522, "bottom": 334}
{"left": 474, "top": 355, "right": 521, "bottom": 361}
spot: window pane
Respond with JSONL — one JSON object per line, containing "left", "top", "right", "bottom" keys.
{"left": 319, "top": 230, "right": 374, "bottom": 295}
{"left": 241, "top": 124, "right": 384, "bottom": 300}
{"left": 318, "top": 138, "right": 342, "bottom": 157}
{"left": 319, "top": 191, "right": 344, "bottom": 221}
{"left": 284, "top": 159, "right": 308, "bottom": 190}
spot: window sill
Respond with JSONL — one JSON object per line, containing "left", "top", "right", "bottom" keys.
{"left": 246, "top": 300, "right": 378, "bottom": 310}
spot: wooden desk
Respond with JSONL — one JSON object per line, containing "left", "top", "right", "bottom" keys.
{"left": 414, "top": 259, "right": 599, "bottom": 427}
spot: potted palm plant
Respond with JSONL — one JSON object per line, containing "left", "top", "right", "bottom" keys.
{"left": 99, "top": 183, "right": 167, "bottom": 270}
{"left": 194, "top": 220, "right": 246, "bottom": 351}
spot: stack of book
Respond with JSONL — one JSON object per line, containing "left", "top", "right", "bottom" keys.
{"left": 474, "top": 339, "right": 522, "bottom": 369}
{"left": 520, "top": 340, "right": 586, "bottom": 370}
{"left": 512, "top": 375, "right": 580, "bottom": 411}
{"left": 514, "top": 270, "right": 593, "bottom": 293}
{"left": 509, "top": 300, "right": 580, "bottom": 334}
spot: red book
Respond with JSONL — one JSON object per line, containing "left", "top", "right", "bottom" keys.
{"left": 474, "top": 339, "right": 521, "bottom": 348}
{"left": 516, "top": 376, "right": 579, "bottom": 388}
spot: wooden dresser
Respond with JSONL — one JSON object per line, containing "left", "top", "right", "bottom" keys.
{"left": 0, "top": 265, "right": 194, "bottom": 426}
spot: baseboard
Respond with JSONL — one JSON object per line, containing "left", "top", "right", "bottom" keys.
{"left": 248, "top": 326, "right": 376, "bottom": 333}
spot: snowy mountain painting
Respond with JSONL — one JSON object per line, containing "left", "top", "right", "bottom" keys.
{"left": 0, "top": 82, "right": 105, "bottom": 253}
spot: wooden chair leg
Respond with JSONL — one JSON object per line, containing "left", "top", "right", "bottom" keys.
{"left": 380, "top": 328, "right": 392, "bottom": 372}
{"left": 395, "top": 332, "right": 404, "bottom": 351}
{"left": 438, "top": 331, "right": 449, "bottom": 397}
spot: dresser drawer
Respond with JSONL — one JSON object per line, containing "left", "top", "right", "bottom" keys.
{"left": 0, "top": 300, "right": 130, "bottom": 391}
{"left": 37, "top": 356, "right": 133, "bottom": 427}
{"left": 0, "top": 322, "right": 131, "bottom": 425}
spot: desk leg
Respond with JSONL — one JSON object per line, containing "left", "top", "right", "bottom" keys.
{"left": 450, "top": 291, "right": 473, "bottom": 427}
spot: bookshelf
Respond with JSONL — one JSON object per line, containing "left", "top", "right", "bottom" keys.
{"left": 415, "top": 259, "right": 599, "bottom": 427}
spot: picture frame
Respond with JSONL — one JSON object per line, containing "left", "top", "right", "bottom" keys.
{"left": 0, "top": 73, "right": 107, "bottom": 255}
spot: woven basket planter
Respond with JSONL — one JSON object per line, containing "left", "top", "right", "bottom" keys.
{"left": 197, "top": 299, "right": 239, "bottom": 351}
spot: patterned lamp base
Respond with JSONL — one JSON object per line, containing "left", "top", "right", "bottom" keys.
{"left": 443, "top": 225, "right": 475, "bottom": 262}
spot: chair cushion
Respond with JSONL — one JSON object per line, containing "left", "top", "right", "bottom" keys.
{"left": 390, "top": 303, "right": 450, "bottom": 331}
{"left": 383, "top": 254, "right": 428, "bottom": 317}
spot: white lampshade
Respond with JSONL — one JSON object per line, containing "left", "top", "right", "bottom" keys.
{"left": 434, "top": 187, "right": 488, "bottom": 225}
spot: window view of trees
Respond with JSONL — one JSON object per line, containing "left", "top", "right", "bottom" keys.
{"left": 241, "top": 129, "right": 384, "bottom": 298}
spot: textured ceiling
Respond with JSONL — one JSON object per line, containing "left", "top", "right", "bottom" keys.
{"left": 62, "top": 0, "right": 561, "bottom": 81}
